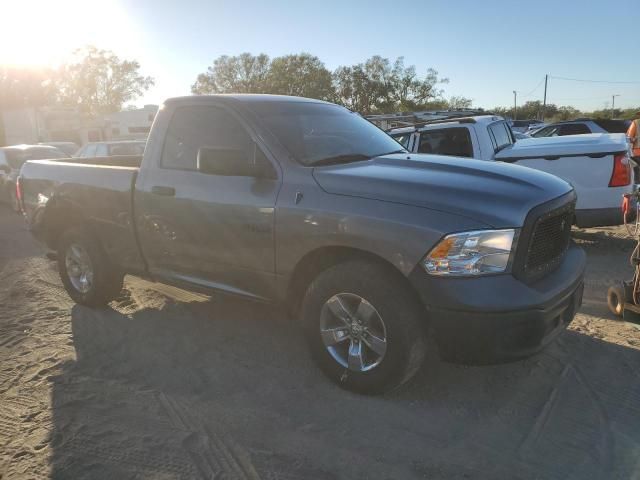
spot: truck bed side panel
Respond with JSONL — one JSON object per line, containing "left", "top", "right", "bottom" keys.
{"left": 20, "top": 160, "right": 144, "bottom": 273}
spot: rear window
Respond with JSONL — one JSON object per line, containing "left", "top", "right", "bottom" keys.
{"left": 558, "top": 123, "right": 591, "bottom": 135}
{"left": 531, "top": 123, "right": 593, "bottom": 137}
{"left": 108, "top": 143, "right": 145, "bottom": 156}
{"left": 593, "top": 119, "right": 631, "bottom": 133}
{"left": 417, "top": 127, "right": 473, "bottom": 157}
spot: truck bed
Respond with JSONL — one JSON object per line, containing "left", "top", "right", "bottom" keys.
{"left": 19, "top": 157, "right": 145, "bottom": 272}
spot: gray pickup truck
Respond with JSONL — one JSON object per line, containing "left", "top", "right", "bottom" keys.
{"left": 19, "top": 95, "right": 586, "bottom": 394}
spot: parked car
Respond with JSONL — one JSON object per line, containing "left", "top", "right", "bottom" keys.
{"left": 38, "top": 141, "right": 79, "bottom": 157}
{"left": 0, "top": 145, "right": 68, "bottom": 212}
{"left": 75, "top": 140, "right": 146, "bottom": 158}
{"left": 531, "top": 119, "right": 631, "bottom": 138}
{"left": 389, "top": 115, "right": 633, "bottom": 227}
{"left": 525, "top": 124, "right": 547, "bottom": 136}
{"left": 510, "top": 119, "right": 544, "bottom": 133}
{"left": 19, "top": 95, "right": 585, "bottom": 394}
{"left": 513, "top": 131, "right": 531, "bottom": 140}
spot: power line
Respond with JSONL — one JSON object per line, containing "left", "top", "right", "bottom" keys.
{"left": 550, "top": 75, "right": 640, "bottom": 85}
{"left": 516, "top": 77, "right": 545, "bottom": 98}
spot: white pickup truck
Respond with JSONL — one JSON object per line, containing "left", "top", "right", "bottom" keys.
{"left": 389, "top": 115, "right": 634, "bottom": 227}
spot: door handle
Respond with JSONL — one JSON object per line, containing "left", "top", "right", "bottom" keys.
{"left": 151, "top": 185, "right": 175, "bottom": 196}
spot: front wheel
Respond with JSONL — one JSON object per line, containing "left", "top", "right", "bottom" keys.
{"left": 301, "top": 261, "right": 427, "bottom": 394}
{"left": 58, "top": 227, "right": 124, "bottom": 307}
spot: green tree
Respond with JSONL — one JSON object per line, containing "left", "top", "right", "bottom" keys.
{"left": 492, "top": 101, "right": 561, "bottom": 120}
{"left": 332, "top": 56, "right": 447, "bottom": 114}
{"left": 552, "top": 105, "right": 582, "bottom": 121}
{"left": 191, "top": 53, "right": 271, "bottom": 94}
{"left": 57, "top": 46, "right": 154, "bottom": 116}
{"left": 332, "top": 63, "right": 383, "bottom": 114}
{"left": 447, "top": 95, "right": 473, "bottom": 110}
{"left": 192, "top": 53, "right": 448, "bottom": 114}
{"left": 586, "top": 107, "right": 640, "bottom": 120}
{"left": 390, "top": 61, "right": 448, "bottom": 112}
{"left": 266, "top": 53, "right": 333, "bottom": 100}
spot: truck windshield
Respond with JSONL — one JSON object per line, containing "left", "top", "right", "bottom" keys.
{"left": 250, "top": 101, "right": 406, "bottom": 166}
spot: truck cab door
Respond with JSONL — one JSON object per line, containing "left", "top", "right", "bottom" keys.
{"left": 135, "top": 103, "right": 281, "bottom": 300}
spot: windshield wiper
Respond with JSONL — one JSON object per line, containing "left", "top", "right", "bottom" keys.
{"left": 310, "top": 154, "right": 373, "bottom": 166}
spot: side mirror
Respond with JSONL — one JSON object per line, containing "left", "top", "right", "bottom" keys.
{"left": 197, "top": 144, "right": 275, "bottom": 179}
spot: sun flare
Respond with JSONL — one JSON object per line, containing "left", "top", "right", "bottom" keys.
{"left": 0, "top": 0, "right": 139, "bottom": 68}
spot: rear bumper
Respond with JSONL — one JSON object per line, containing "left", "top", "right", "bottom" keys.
{"left": 409, "top": 244, "right": 586, "bottom": 364}
{"left": 574, "top": 207, "right": 622, "bottom": 227}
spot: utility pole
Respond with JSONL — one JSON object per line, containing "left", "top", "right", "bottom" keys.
{"left": 513, "top": 90, "right": 517, "bottom": 120}
{"left": 541, "top": 74, "right": 548, "bottom": 121}
{"left": 612, "top": 94, "right": 620, "bottom": 119}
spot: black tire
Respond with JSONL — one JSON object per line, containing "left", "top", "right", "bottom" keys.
{"left": 607, "top": 285, "right": 625, "bottom": 317}
{"left": 58, "top": 227, "right": 124, "bottom": 307}
{"left": 301, "top": 260, "right": 427, "bottom": 394}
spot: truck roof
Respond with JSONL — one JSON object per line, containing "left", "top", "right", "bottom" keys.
{"left": 388, "top": 115, "right": 504, "bottom": 134}
{"left": 164, "top": 94, "right": 333, "bottom": 106}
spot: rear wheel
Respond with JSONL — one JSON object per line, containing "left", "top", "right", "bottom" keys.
{"left": 301, "top": 260, "right": 426, "bottom": 394}
{"left": 58, "top": 227, "right": 124, "bottom": 307}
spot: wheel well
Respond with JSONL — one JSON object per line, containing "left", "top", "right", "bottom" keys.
{"left": 43, "top": 199, "right": 92, "bottom": 251}
{"left": 286, "top": 246, "right": 420, "bottom": 316}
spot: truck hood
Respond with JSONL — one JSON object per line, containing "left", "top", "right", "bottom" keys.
{"left": 312, "top": 154, "right": 572, "bottom": 228}
{"left": 497, "top": 133, "right": 628, "bottom": 161}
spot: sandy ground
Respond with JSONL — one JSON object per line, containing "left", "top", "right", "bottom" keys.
{"left": 1, "top": 205, "right": 640, "bottom": 480}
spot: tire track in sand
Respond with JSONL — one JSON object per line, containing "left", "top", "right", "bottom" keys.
{"left": 158, "top": 392, "right": 261, "bottom": 480}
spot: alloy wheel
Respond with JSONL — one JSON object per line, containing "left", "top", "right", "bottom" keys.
{"left": 319, "top": 292, "right": 388, "bottom": 372}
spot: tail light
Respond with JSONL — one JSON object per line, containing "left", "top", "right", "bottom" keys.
{"left": 15, "top": 176, "right": 23, "bottom": 209}
{"left": 609, "top": 153, "right": 632, "bottom": 187}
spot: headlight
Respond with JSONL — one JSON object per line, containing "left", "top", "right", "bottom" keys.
{"left": 423, "top": 229, "right": 517, "bottom": 276}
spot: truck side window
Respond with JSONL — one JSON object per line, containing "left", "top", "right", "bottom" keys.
{"left": 488, "top": 122, "right": 514, "bottom": 153}
{"left": 161, "top": 105, "right": 255, "bottom": 171}
{"left": 391, "top": 133, "right": 411, "bottom": 149}
{"left": 558, "top": 123, "right": 591, "bottom": 136}
{"left": 418, "top": 127, "right": 473, "bottom": 158}
{"left": 532, "top": 126, "right": 558, "bottom": 137}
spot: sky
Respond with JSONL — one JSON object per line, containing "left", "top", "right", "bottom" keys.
{"left": 1, "top": 0, "right": 639, "bottom": 111}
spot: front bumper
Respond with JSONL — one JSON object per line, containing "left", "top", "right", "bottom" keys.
{"left": 409, "top": 243, "right": 586, "bottom": 364}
